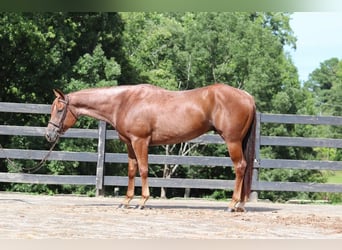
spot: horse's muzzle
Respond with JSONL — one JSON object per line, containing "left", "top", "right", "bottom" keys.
{"left": 45, "top": 128, "right": 58, "bottom": 143}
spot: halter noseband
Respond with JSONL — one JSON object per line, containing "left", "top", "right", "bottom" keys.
{"left": 48, "top": 96, "right": 71, "bottom": 134}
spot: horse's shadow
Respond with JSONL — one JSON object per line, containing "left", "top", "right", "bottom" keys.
{"left": 0, "top": 198, "right": 32, "bottom": 204}
{"left": 81, "top": 202, "right": 280, "bottom": 213}
{"left": 145, "top": 204, "right": 279, "bottom": 213}
{"left": 0, "top": 196, "right": 279, "bottom": 213}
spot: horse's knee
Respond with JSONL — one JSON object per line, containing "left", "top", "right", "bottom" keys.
{"left": 139, "top": 167, "right": 148, "bottom": 179}
{"left": 128, "top": 163, "right": 137, "bottom": 178}
{"left": 128, "top": 169, "right": 136, "bottom": 179}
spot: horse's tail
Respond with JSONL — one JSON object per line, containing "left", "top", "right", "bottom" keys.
{"left": 241, "top": 105, "right": 256, "bottom": 202}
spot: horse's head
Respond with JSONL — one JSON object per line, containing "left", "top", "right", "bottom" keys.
{"left": 45, "top": 89, "right": 77, "bottom": 142}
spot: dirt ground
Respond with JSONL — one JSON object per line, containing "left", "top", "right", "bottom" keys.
{"left": 0, "top": 192, "right": 341, "bottom": 239}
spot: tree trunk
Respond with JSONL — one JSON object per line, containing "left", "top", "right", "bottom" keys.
{"left": 160, "top": 143, "right": 198, "bottom": 199}
{"left": 160, "top": 163, "right": 170, "bottom": 199}
{"left": 184, "top": 188, "right": 191, "bottom": 198}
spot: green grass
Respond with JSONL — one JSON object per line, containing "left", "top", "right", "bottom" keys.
{"left": 326, "top": 171, "right": 342, "bottom": 184}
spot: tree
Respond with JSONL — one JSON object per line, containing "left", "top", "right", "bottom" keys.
{"left": 121, "top": 12, "right": 187, "bottom": 89}
{"left": 305, "top": 58, "right": 342, "bottom": 116}
{"left": 0, "top": 12, "right": 128, "bottom": 111}
{"left": 159, "top": 143, "right": 198, "bottom": 199}
{"left": 303, "top": 58, "right": 342, "bottom": 161}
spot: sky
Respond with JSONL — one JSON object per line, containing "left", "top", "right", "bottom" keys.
{"left": 288, "top": 12, "right": 342, "bottom": 82}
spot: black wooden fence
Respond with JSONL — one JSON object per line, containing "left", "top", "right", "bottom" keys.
{"left": 0, "top": 102, "right": 342, "bottom": 196}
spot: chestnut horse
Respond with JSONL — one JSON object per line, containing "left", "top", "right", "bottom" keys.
{"left": 45, "top": 83, "right": 256, "bottom": 212}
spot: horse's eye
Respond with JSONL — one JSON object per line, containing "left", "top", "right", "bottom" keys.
{"left": 56, "top": 103, "right": 64, "bottom": 112}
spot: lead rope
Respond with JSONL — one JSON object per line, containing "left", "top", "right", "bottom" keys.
{"left": 0, "top": 136, "right": 59, "bottom": 174}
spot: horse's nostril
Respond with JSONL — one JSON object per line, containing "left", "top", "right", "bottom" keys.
{"left": 45, "top": 130, "right": 55, "bottom": 142}
{"left": 45, "top": 133, "right": 50, "bottom": 142}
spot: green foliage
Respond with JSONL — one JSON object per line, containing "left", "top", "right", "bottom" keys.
{"left": 209, "top": 190, "right": 232, "bottom": 200}
{"left": 70, "top": 43, "right": 121, "bottom": 88}
{"left": 121, "top": 12, "right": 304, "bottom": 115}
{"left": 0, "top": 12, "right": 126, "bottom": 195}
{"left": 6, "top": 183, "right": 56, "bottom": 195}
{"left": 327, "top": 193, "right": 342, "bottom": 204}
{"left": 302, "top": 58, "right": 342, "bottom": 163}
{"left": 304, "top": 58, "right": 342, "bottom": 116}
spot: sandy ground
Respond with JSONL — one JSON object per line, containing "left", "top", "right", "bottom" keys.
{"left": 0, "top": 192, "right": 341, "bottom": 239}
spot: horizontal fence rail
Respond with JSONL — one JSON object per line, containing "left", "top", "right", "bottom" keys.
{"left": 1, "top": 102, "right": 342, "bottom": 195}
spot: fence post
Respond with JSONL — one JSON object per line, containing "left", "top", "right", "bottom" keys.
{"left": 96, "top": 120, "right": 107, "bottom": 196}
{"left": 251, "top": 112, "right": 261, "bottom": 201}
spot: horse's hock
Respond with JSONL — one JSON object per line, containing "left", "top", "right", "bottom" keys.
{"left": 0, "top": 192, "right": 341, "bottom": 239}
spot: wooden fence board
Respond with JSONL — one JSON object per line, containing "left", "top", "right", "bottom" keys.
{"left": 0, "top": 173, "right": 234, "bottom": 190}
{"left": 0, "top": 125, "right": 45, "bottom": 137}
{"left": 261, "top": 136, "right": 342, "bottom": 148}
{"left": 2, "top": 148, "right": 340, "bottom": 171}
{"left": 0, "top": 102, "right": 50, "bottom": 114}
{"left": 105, "top": 153, "right": 233, "bottom": 167}
{"left": 260, "top": 159, "right": 342, "bottom": 171}
{"left": 104, "top": 176, "right": 236, "bottom": 189}
{"left": 0, "top": 125, "right": 225, "bottom": 144}
{"left": 0, "top": 149, "right": 98, "bottom": 162}
{"left": 260, "top": 113, "right": 342, "bottom": 125}
{"left": 0, "top": 148, "right": 233, "bottom": 167}
{"left": 253, "top": 181, "right": 342, "bottom": 193}
{"left": 0, "top": 172, "right": 95, "bottom": 185}
{"left": 0, "top": 125, "right": 99, "bottom": 139}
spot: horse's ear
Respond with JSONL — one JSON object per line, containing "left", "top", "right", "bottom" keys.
{"left": 53, "top": 89, "right": 65, "bottom": 99}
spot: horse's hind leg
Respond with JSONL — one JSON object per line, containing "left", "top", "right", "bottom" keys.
{"left": 119, "top": 144, "right": 138, "bottom": 208}
{"left": 226, "top": 140, "right": 247, "bottom": 212}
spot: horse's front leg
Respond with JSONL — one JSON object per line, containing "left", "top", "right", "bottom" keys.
{"left": 131, "top": 138, "right": 150, "bottom": 209}
{"left": 119, "top": 144, "right": 138, "bottom": 208}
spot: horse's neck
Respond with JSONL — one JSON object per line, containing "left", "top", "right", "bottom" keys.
{"left": 68, "top": 87, "right": 123, "bottom": 126}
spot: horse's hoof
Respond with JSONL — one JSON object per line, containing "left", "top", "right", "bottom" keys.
{"left": 225, "top": 207, "right": 236, "bottom": 212}
{"left": 236, "top": 207, "right": 247, "bottom": 212}
{"left": 225, "top": 207, "right": 246, "bottom": 213}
